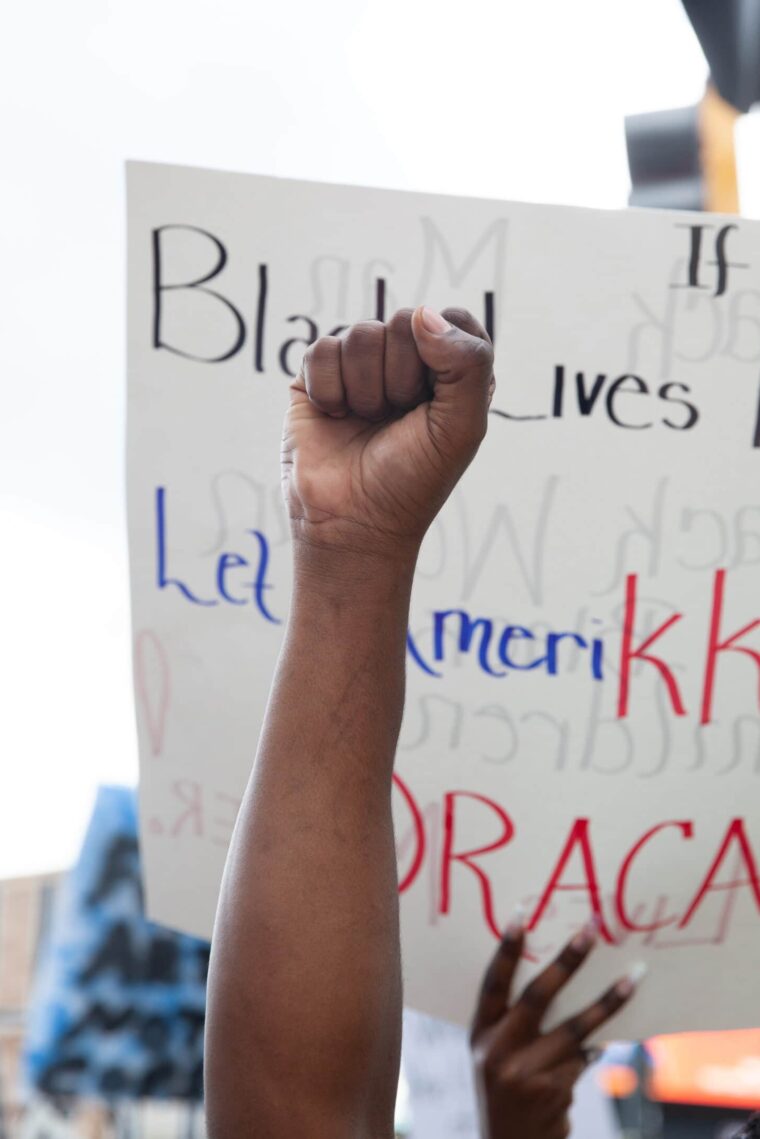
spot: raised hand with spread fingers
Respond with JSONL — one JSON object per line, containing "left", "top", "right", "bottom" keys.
{"left": 471, "top": 917, "right": 645, "bottom": 1139}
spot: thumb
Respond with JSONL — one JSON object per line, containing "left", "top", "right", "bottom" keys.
{"left": 411, "top": 305, "right": 495, "bottom": 455}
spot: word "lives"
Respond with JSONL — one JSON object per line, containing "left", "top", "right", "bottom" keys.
{"left": 494, "top": 364, "right": 698, "bottom": 431}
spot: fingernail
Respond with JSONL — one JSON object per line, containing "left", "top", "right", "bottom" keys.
{"left": 570, "top": 917, "right": 599, "bottom": 953}
{"left": 616, "top": 961, "right": 648, "bottom": 998}
{"left": 503, "top": 903, "right": 527, "bottom": 940}
{"left": 420, "top": 306, "right": 451, "bottom": 334}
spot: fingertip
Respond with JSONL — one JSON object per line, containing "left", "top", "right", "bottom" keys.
{"left": 413, "top": 305, "right": 451, "bottom": 337}
{"left": 502, "top": 903, "right": 527, "bottom": 943}
{"left": 313, "top": 400, "right": 348, "bottom": 419}
{"left": 568, "top": 916, "right": 600, "bottom": 956}
{"left": 616, "top": 961, "right": 648, "bottom": 1000}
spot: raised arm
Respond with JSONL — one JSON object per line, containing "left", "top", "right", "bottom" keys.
{"left": 204, "top": 306, "right": 495, "bottom": 1139}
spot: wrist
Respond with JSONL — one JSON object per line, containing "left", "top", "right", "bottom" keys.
{"left": 291, "top": 538, "right": 418, "bottom": 611}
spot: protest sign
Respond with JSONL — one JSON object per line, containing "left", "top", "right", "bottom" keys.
{"left": 127, "top": 161, "right": 760, "bottom": 1037}
{"left": 25, "top": 786, "right": 209, "bottom": 1100}
{"left": 401, "top": 1011, "right": 479, "bottom": 1138}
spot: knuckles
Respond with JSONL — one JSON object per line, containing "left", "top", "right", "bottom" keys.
{"left": 385, "top": 308, "right": 415, "bottom": 337}
{"left": 303, "top": 335, "right": 340, "bottom": 374}
{"left": 491, "top": 1058, "right": 526, "bottom": 1091}
{"left": 466, "top": 335, "right": 495, "bottom": 373}
{"left": 301, "top": 310, "right": 493, "bottom": 445}
{"left": 342, "top": 320, "right": 385, "bottom": 358}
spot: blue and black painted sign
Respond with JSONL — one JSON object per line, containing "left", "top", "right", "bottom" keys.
{"left": 25, "top": 786, "right": 209, "bottom": 1100}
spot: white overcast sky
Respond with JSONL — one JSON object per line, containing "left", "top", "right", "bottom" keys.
{"left": 0, "top": 0, "right": 709, "bottom": 878}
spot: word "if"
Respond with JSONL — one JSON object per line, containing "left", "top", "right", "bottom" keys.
{"left": 673, "top": 223, "right": 747, "bottom": 298}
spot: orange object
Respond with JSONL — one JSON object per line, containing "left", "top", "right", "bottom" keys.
{"left": 597, "top": 1064, "right": 640, "bottom": 1100}
{"left": 700, "top": 82, "right": 741, "bottom": 213}
{"left": 649, "top": 1030, "right": 760, "bottom": 1109}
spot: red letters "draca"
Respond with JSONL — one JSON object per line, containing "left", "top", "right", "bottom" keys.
{"left": 393, "top": 774, "right": 760, "bottom": 944}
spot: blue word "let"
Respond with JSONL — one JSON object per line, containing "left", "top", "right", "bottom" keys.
{"left": 154, "top": 487, "right": 279, "bottom": 623}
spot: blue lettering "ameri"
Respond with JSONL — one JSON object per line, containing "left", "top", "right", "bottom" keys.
{"left": 408, "top": 609, "right": 604, "bottom": 681}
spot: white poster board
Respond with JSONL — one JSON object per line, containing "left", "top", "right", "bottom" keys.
{"left": 127, "top": 161, "right": 760, "bottom": 1038}
{"left": 400, "top": 1012, "right": 619, "bottom": 1139}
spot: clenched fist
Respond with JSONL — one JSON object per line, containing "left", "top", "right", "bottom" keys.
{"left": 282, "top": 306, "right": 494, "bottom": 563}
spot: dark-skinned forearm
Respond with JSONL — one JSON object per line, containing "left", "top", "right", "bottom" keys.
{"left": 205, "top": 547, "right": 415, "bottom": 1139}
